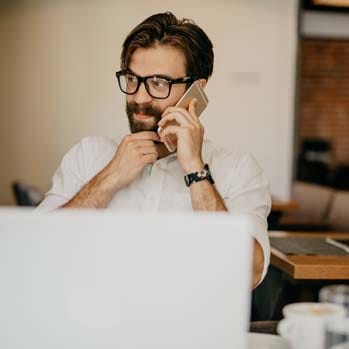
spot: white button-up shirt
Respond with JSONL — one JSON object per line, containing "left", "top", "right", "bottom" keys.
{"left": 37, "top": 136, "right": 271, "bottom": 281}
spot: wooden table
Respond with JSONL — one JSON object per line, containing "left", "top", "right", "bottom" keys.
{"left": 252, "top": 231, "right": 349, "bottom": 320}
{"left": 270, "top": 231, "right": 349, "bottom": 280}
{"left": 271, "top": 201, "right": 298, "bottom": 212}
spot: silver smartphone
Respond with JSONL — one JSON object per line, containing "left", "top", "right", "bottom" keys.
{"left": 175, "top": 80, "right": 209, "bottom": 116}
{"left": 158, "top": 81, "right": 209, "bottom": 152}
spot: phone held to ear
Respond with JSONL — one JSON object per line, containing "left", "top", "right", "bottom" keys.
{"left": 157, "top": 80, "right": 209, "bottom": 152}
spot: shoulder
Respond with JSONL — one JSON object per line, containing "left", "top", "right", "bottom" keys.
{"left": 203, "top": 139, "right": 261, "bottom": 176}
{"left": 202, "top": 140, "right": 269, "bottom": 205}
{"left": 61, "top": 135, "right": 122, "bottom": 182}
{"left": 79, "top": 135, "right": 121, "bottom": 152}
{"left": 67, "top": 135, "right": 121, "bottom": 158}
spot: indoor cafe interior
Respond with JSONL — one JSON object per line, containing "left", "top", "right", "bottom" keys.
{"left": 0, "top": 1, "right": 348, "bottom": 348}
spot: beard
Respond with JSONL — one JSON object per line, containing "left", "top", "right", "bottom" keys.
{"left": 126, "top": 102, "right": 163, "bottom": 133}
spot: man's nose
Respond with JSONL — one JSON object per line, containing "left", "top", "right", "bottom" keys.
{"left": 134, "top": 82, "right": 153, "bottom": 104}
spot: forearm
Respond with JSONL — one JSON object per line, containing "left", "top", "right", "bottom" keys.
{"left": 252, "top": 239, "right": 264, "bottom": 289}
{"left": 189, "top": 180, "right": 227, "bottom": 211}
{"left": 62, "top": 163, "right": 121, "bottom": 209}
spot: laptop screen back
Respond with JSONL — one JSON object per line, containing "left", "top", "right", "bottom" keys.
{"left": 0, "top": 210, "right": 252, "bottom": 349}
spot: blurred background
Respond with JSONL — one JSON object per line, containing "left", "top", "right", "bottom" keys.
{"left": 0, "top": 0, "right": 298, "bottom": 205}
{"left": 0, "top": 0, "right": 348, "bottom": 220}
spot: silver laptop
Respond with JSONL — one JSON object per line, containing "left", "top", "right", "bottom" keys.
{"left": 0, "top": 209, "right": 252, "bottom": 349}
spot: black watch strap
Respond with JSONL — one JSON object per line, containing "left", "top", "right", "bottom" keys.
{"left": 184, "top": 163, "right": 215, "bottom": 187}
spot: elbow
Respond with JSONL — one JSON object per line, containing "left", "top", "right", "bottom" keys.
{"left": 252, "top": 239, "right": 264, "bottom": 289}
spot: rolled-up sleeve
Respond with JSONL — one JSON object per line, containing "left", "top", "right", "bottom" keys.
{"left": 36, "top": 142, "right": 86, "bottom": 212}
{"left": 214, "top": 152, "right": 271, "bottom": 284}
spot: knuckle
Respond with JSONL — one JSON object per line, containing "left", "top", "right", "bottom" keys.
{"left": 124, "top": 134, "right": 132, "bottom": 143}
{"left": 131, "top": 147, "right": 139, "bottom": 156}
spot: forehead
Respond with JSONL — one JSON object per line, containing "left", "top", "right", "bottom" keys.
{"left": 128, "top": 45, "right": 187, "bottom": 78}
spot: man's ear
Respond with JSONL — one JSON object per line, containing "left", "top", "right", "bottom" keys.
{"left": 198, "top": 79, "right": 207, "bottom": 89}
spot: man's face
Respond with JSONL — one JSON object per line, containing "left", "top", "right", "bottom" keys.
{"left": 126, "top": 46, "right": 187, "bottom": 133}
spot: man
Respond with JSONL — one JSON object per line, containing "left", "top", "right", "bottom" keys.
{"left": 37, "top": 12, "right": 271, "bottom": 288}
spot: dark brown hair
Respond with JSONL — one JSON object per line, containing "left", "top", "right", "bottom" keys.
{"left": 121, "top": 12, "right": 214, "bottom": 80}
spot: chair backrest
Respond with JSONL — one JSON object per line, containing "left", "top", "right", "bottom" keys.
{"left": 12, "top": 181, "right": 43, "bottom": 206}
{"left": 281, "top": 181, "right": 334, "bottom": 224}
{"left": 328, "top": 191, "right": 349, "bottom": 231}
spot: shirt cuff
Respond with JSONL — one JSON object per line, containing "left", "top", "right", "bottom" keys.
{"left": 35, "top": 194, "right": 69, "bottom": 212}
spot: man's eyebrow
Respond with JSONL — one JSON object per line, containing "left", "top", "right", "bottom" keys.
{"left": 126, "top": 68, "right": 136, "bottom": 75}
{"left": 127, "top": 68, "right": 175, "bottom": 80}
{"left": 154, "top": 74, "right": 176, "bottom": 80}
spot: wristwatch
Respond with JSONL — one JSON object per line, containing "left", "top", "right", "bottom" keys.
{"left": 184, "top": 163, "right": 215, "bottom": 187}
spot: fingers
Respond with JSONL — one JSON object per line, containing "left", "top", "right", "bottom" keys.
{"left": 188, "top": 98, "right": 198, "bottom": 118}
{"left": 123, "top": 131, "right": 160, "bottom": 143}
{"left": 158, "top": 111, "right": 191, "bottom": 128}
{"left": 163, "top": 98, "right": 198, "bottom": 119}
{"left": 129, "top": 140, "right": 158, "bottom": 158}
{"left": 142, "top": 153, "right": 158, "bottom": 164}
{"left": 133, "top": 140, "right": 158, "bottom": 148}
{"left": 162, "top": 107, "right": 194, "bottom": 123}
{"left": 159, "top": 98, "right": 199, "bottom": 129}
{"left": 140, "top": 145, "right": 158, "bottom": 156}
{"left": 118, "top": 134, "right": 158, "bottom": 163}
{"left": 158, "top": 125, "right": 182, "bottom": 140}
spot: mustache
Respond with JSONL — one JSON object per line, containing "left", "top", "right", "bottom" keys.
{"left": 126, "top": 102, "right": 162, "bottom": 121}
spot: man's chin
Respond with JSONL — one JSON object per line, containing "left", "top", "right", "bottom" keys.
{"left": 129, "top": 119, "right": 158, "bottom": 134}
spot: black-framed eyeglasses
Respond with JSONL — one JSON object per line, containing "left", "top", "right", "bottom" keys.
{"left": 115, "top": 70, "right": 196, "bottom": 99}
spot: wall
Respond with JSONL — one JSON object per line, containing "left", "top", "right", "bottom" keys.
{"left": 0, "top": 0, "right": 298, "bottom": 205}
{"left": 0, "top": 6, "right": 12, "bottom": 204}
{"left": 299, "top": 39, "right": 349, "bottom": 166}
{"left": 298, "top": 10, "right": 349, "bottom": 167}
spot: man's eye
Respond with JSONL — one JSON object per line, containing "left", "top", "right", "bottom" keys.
{"left": 152, "top": 78, "right": 168, "bottom": 88}
{"left": 126, "top": 75, "right": 137, "bottom": 84}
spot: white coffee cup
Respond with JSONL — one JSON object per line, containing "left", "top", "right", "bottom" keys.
{"left": 277, "top": 302, "right": 346, "bottom": 349}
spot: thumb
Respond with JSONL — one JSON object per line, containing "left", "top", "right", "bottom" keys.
{"left": 188, "top": 98, "right": 198, "bottom": 118}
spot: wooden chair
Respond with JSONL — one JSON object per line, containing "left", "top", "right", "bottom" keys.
{"left": 278, "top": 181, "right": 333, "bottom": 230}
{"left": 328, "top": 191, "right": 349, "bottom": 231}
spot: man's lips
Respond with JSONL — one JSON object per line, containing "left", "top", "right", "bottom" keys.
{"left": 134, "top": 113, "right": 154, "bottom": 121}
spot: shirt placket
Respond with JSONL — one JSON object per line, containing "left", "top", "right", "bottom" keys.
{"left": 145, "top": 160, "right": 167, "bottom": 211}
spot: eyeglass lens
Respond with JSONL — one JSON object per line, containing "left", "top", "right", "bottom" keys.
{"left": 119, "top": 73, "right": 170, "bottom": 98}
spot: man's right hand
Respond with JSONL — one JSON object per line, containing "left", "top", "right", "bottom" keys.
{"left": 105, "top": 131, "right": 160, "bottom": 191}
{"left": 62, "top": 131, "right": 160, "bottom": 209}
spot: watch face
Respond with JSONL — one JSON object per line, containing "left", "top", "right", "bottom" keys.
{"left": 184, "top": 164, "right": 213, "bottom": 187}
{"left": 198, "top": 169, "right": 208, "bottom": 179}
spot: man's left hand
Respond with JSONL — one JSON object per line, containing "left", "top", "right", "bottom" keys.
{"left": 158, "top": 98, "right": 205, "bottom": 173}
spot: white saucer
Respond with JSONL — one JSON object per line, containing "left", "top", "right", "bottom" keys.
{"left": 248, "top": 332, "right": 289, "bottom": 349}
